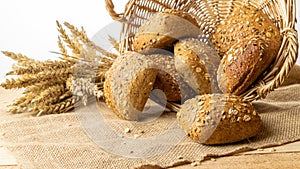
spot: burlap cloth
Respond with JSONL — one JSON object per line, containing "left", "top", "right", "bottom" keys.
{"left": 1, "top": 65, "right": 300, "bottom": 169}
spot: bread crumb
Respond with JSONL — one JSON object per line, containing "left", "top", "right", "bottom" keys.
{"left": 124, "top": 128, "right": 131, "bottom": 133}
{"left": 210, "top": 158, "right": 216, "bottom": 161}
{"left": 269, "top": 148, "right": 276, "bottom": 152}
{"left": 191, "top": 161, "right": 200, "bottom": 166}
{"left": 134, "top": 134, "right": 140, "bottom": 139}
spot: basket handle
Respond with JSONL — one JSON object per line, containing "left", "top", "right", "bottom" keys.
{"left": 105, "top": 0, "right": 125, "bottom": 21}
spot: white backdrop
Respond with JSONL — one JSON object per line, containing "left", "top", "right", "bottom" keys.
{"left": 0, "top": 1, "right": 299, "bottom": 83}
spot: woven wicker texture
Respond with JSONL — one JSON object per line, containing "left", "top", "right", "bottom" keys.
{"left": 105, "top": 0, "right": 298, "bottom": 102}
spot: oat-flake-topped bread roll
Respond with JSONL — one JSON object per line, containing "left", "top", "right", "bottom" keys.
{"left": 217, "top": 36, "right": 270, "bottom": 94}
{"left": 174, "top": 38, "right": 221, "bottom": 95}
{"left": 148, "top": 54, "right": 196, "bottom": 102}
{"left": 177, "top": 94, "right": 262, "bottom": 145}
{"left": 104, "top": 51, "right": 158, "bottom": 120}
{"left": 211, "top": 4, "right": 281, "bottom": 95}
{"left": 133, "top": 9, "right": 201, "bottom": 53}
{"left": 210, "top": 3, "right": 281, "bottom": 58}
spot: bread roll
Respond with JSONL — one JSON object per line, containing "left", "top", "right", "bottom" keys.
{"left": 133, "top": 9, "right": 201, "bottom": 53}
{"left": 104, "top": 51, "right": 158, "bottom": 120}
{"left": 210, "top": 4, "right": 281, "bottom": 94}
{"left": 148, "top": 54, "right": 196, "bottom": 102}
{"left": 217, "top": 36, "right": 272, "bottom": 94}
{"left": 210, "top": 3, "right": 281, "bottom": 58}
{"left": 174, "top": 38, "right": 221, "bottom": 94}
{"left": 177, "top": 94, "right": 262, "bottom": 145}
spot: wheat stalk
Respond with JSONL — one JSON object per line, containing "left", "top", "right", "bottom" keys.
{"left": 64, "top": 21, "right": 119, "bottom": 60}
{"left": 24, "top": 79, "right": 66, "bottom": 94}
{"left": 35, "top": 96, "right": 77, "bottom": 116}
{"left": 1, "top": 21, "right": 117, "bottom": 116}
{"left": 58, "top": 36, "right": 68, "bottom": 58}
{"left": 1, "top": 74, "right": 69, "bottom": 89}
{"left": 56, "top": 21, "right": 81, "bottom": 57}
{"left": 108, "top": 35, "right": 120, "bottom": 51}
{"left": 6, "top": 60, "right": 71, "bottom": 75}
{"left": 1, "top": 51, "right": 34, "bottom": 66}
{"left": 32, "top": 84, "right": 65, "bottom": 104}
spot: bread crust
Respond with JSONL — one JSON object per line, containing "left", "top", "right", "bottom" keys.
{"left": 149, "top": 54, "right": 196, "bottom": 102}
{"left": 177, "top": 94, "right": 262, "bottom": 145}
{"left": 174, "top": 38, "right": 221, "bottom": 94}
{"left": 104, "top": 52, "right": 158, "bottom": 120}
{"left": 210, "top": 3, "right": 281, "bottom": 58}
{"left": 210, "top": 4, "right": 282, "bottom": 95}
{"left": 133, "top": 10, "right": 201, "bottom": 53}
{"left": 217, "top": 36, "right": 270, "bottom": 94}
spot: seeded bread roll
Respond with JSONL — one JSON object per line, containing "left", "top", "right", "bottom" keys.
{"left": 210, "top": 4, "right": 281, "bottom": 95}
{"left": 210, "top": 3, "right": 281, "bottom": 58}
{"left": 104, "top": 51, "right": 158, "bottom": 120}
{"left": 177, "top": 94, "right": 262, "bottom": 145}
{"left": 149, "top": 54, "right": 196, "bottom": 102}
{"left": 133, "top": 9, "right": 201, "bottom": 53}
{"left": 174, "top": 38, "right": 221, "bottom": 95}
{"left": 217, "top": 37, "right": 270, "bottom": 94}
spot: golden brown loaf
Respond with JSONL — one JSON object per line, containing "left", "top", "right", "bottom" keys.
{"left": 210, "top": 3, "right": 281, "bottom": 58}
{"left": 177, "top": 94, "right": 262, "bottom": 145}
{"left": 133, "top": 9, "right": 201, "bottom": 53}
{"left": 210, "top": 4, "right": 281, "bottom": 94}
{"left": 104, "top": 51, "right": 158, "bottom": 121}
{"left": 217, "top": 36, "right": 271, "bottom": 94}
{"left": 148, "top": 54, "right": 196, "bottom": 102}
{"left": 174, "top": 38, "right": 221, "bottom": 95}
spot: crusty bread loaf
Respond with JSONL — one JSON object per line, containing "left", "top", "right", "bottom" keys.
{"left": 217, "top": 36, "right": 270, "bottom": 94}
{"left": 210, "top": 4, "right": 281, "bottom": 95}
{"left": 148, "top": 54, "right": 196, "bottom": 102}
{"left": 177, "top": 94, "right": 262, "bottom": 145}
{"left": 104, "top": 51, "right": 158, "bottom": 120}
{"left": 174, "top": 38, "right": 221, "bottom": 95}
{"left": 133, "top": 9, "right": 201, "bottom": 53}
{"left": 210, "top": 3, "right": 281, "bottom": 58}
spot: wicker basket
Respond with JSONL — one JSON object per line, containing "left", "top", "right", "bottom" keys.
{"left": 105, "top": 0, "right": 298, "bottom": 102}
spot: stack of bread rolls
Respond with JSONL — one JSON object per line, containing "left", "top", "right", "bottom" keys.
{"left": 104, "top": 4, "right": 281, "bottom": 145}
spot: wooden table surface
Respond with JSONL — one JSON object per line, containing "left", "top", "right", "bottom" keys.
{"left": 174, "top": 152, "right": 300, "bottom": 169}
{"left": 1, "top": 141, "right": 300, "bottom": 168}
